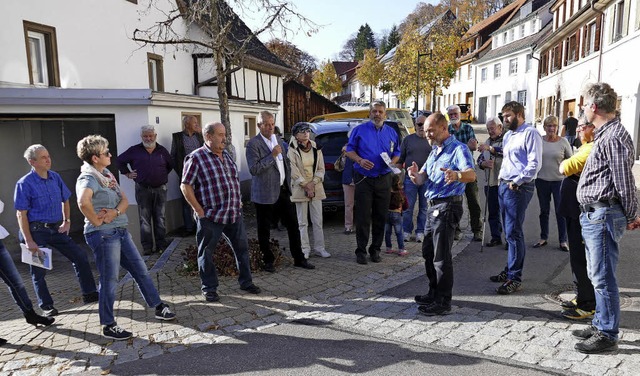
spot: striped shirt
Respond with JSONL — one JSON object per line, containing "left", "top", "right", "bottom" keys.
{"left": 577, "top": 118, "right": 638, "bottom": 222}
{"left": 421, "top": 135, "right": 474, "bottom": 200}
{"left": 448, "top": 122, "right": 476, "bottom": 144}
{"left": 182, "top": 146, "right": 241, "bottom": 224}
{"left": 14, "top": 169, "right": 71, "bottom": 223}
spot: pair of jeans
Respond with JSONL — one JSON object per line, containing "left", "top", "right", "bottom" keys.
{"left": 402, "top": 176, "right": 427, "bottom": 235}
{"left": 85, "top": 227, "right": 162, "bottom": 326}
{"left": 21, "top": 225, "right": 97, "bottom": 309}
{"left": 484, "top": 185, "right": 502, "bottom": 241}
{"left": 342, "top": 184, "right": 355, "bottom": 230}
{"left": 135, "top": 183, "right": 168, "bottom": 251}
{"left": 566, "top": 216, "right": 595, "bottom": 310}
{"left": 196, "top": 216, "right": 253, "bottom": 293}
{"left": 0, "top": 240, "right": 34, "bottom": 313}
{"left": 535, "top": 179, "right": 567, "bottom": 243}
{"left": 422, "top": 200, "right": 463, "bottom": 305}
{"left": 295, "top": 200, "right": 325, "bottom": 256}
{"left": 181, "top": 196, "right": 195, "bottom": 232}
{"left": 254, "top": 187, "right": 304, "bottom": 264}
{"left": 465, "top": 180, "right": 482, "bottom": 233}
{"left": 354, "top": 172, "right": 392, "bottom": 256}
{"left": 498, "top": 181, "right": 535, "bottom": 281}
{"left": 385, "top": 211, "right": 404, "bottom": 250}
{"left": 580, "top": 205, "right": 626, "bottom": 340}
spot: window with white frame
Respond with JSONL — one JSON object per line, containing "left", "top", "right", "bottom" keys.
{"left": 517, "top": 90, "right": 527, "bottom": 104}
{"left": 23, "top": 21, "right": 59, "bottom": 87}
{"left": 509, "top": 58, "right": 518, "bottom": 75}
{"left": 612, "top": 0, "right": 626, "bottom": 41}
{"left": 585, "top": 22, "right": 597, "bottom": 55}
{"left": 530, "top": 19, "right": 536, "bottom": 33}
{"left": 526, "top": 54, "right": 532, "bottom": 72}
{"left": 481, "top": 67, "right": 487, "bottom": 82}
{"left": 467, "top": 64, "right": 472, "bottom": 80}
{"left": 502, "top": 33, "right": 507, "bottom": 44}
{"left": 244, "top": 116, "right": 257, "bottom": 145}
{"left": 509, "top": 29, "right": 515, "bottom": 42}
{"left": 505, "top": 91, "right": 511, "bottom": 103}
{"left": 494, "top": 63, "right": 501, "bottom": 79}
{"left": 520, "top": 24, "right": 525, "bottom": 38}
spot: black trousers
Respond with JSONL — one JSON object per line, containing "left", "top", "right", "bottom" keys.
{"left": 255, "top": 186, "right": 304, "bottom": 264}
{"left": 566, "top": 216, "right": 596, "bottom": 310}
{"left": 422, "top": 200, "right": 463, "bottom": 306}
{"left": 354, "top": 172, "right": 392, "bottom": 256}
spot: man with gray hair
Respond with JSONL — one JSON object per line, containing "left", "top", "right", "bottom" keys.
{"left": 447, "top": 104, "right": 482, "bottom": 241}
{"left": 15, "top": 144, "right": 98, "bottom": 317}
{"left": 171, "top": 115, "right": 203, "bottom": 236}
{"left": 118, "top": 125, "right": 174, "bottom": 255}
{"left": 477, "top": 116, "right": 505, "bottom": 247}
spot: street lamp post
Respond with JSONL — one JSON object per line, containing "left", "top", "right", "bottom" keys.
{"left": 414, "top": 50, "right": 433, "bottom": 114}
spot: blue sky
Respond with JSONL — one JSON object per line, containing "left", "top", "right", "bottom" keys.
{"left": 249, "top": 0, "right": 439, "bottom": 62}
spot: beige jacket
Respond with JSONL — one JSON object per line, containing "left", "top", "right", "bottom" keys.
{"left": 287, "top": 138, "right": 326, "bottom": 202}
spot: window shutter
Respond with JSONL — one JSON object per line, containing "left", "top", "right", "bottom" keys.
{"left": 595, "top": 15, "right": 602, "bottom": 51}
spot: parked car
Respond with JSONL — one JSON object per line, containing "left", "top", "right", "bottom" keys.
{"left": 292, "top": 119, "right": 405, "bottom": 212}
{"left": 411, "top": 109, "right": 432, "bottom": 120}
{"left": 309, "top": 108, "right": 415, "bottom": 135}
{"left": 456, "top": 103, "right": 473, "bottom": 122}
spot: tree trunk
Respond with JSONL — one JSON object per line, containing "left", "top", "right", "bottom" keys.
{"left": 215, "top": 49, "right": 236, "bottom": 160}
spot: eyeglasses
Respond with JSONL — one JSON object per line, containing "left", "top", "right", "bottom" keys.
{"left": 299, "top": 129, "right": 311, "bottom": 133}
{"left": 99, "top": 150, "right": 111, "bottom": 157}
{"left": 416, "top": 122, "right": 424, "bottom": 126}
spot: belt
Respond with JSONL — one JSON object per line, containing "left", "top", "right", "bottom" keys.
{"left": 30, "top": 221, "right": 62, "bottom": 229}
{"left": 428, "top": 195, "right": 463, "bottom": 206}
{"left": 580, "top": 199, "right": 620, "bottom": 213}
{"left": 137, "top": 182, "right": 166, "bottom": 189}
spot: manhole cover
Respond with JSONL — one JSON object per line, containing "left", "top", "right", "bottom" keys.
{"left": 545, "top": 285, "right": 632, "bottom": 309}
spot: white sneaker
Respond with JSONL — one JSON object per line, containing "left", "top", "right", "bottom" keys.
{"left": 416, "top": 233, "right": 424, "bottom": 243}
{"left": 403, "top": 232, "right": 412, "bottom": 242}
{"left": 302, "top": 250, "right": 310, "bottom": 259}
{"left": 315, "top": 249, "right": 331, "bottom": 258}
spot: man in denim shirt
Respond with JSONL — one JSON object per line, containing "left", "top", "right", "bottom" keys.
{"left": 15, "top": 144, "right": 98, "bottom": 317}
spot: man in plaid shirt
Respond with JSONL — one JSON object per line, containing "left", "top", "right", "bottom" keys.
{"left": 572, "top": 83, "right": 640, "bottom": 354}
{"left": 447, "top": 104, "right": 482, "bottom": 241}
{"left": 181, "top": 122, "right": 261, "bottom": 303}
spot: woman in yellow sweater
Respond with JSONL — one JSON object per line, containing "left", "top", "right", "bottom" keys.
{"left": 557, "top": 115, "right": 596, "bottom": 320}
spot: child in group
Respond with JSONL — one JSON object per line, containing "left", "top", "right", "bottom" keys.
{"left": 385, "top": 174, "right": 409, "bottom": 256}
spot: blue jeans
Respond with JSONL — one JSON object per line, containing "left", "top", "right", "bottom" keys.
{"left": 484, "top": 185, "right": 502, "bottom": 241}
{"left": 20, "top": 224, "right": 97, "bottom": 309}
{"left": 85, "top": 227, "right": 162, "bottom": 326}
{"left": 385, "top": 211, "right": 405, "bottom": 250}
{"left": 402, "top": 177, "right": 427, "bottom": 235}
{"left": 196, "top": 216, "right": 253, "bottom": 293}
{"left": 498, "top": 181, "right": 534, "bottom": 281}
{"left": 135, "top": 183, "right": 168, "bottom": 250}
{"left": 580, "top": 205, "right": 626, "bottom": 340}
{"left": 181, "top": 196, "right": 195, "bottom": 232}
{"left": 0, "top": 240, "right": 34, "bottom": 313}
{"left": 535, "top": 179, "right": 567, "bottom": 243}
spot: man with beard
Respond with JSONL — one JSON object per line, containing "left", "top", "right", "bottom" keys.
{"left": 118, "top": 125, "right": 174, "bottom": 255}
{"left": 346, "top": 101, "right": 400, "bottom": 265}
{"left": 408, "top": 112, "right": 475, "bottom": 315}
{"left": 490, "top": 101, "right": 542, "bottom": 295}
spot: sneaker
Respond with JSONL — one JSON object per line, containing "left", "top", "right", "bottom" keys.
{"left": 240, "top": 284, "right": 262, "bottom": 294}
{"left": 418, "top": 302, "right": 451, "bottom": 316}
{"left": 561, "top": 297, "right": 578, "bottom": 309}
{"left": 83, "top": 291, "right": 99, "bottom": 304}
{"left": 385, "top": 248, "right": 397, "bottom": 254}
{"left": 574, "top": 331, "right": 618, "bottom": 354}
{"left": 414, "top": 294, "right": 434, "bottom": 306}
{"left": 416, "top": 233, "right": 424, "bottom": 243}
{"left": 42, "top": 306, "right": 59, "bottom": 317}
{"left": 155, "top": 303, "right": 176, "bottom": 321}
{"left": 344, "top": 228, "right": 354, "bottom": 235}
{"left": 403, "top": 232, "right": 412, "bottom": 242}
{"left": 315, "top": 249, "right": 331, "bottom": 258}
{"left": 356, "top": 253, "right": 368, "bottom": 265}
{"left": 397, "top": 249, "right": 408, "bottom": 256}
{"left": 496, "top": 280, "right": 522, "bottom": 295}
{"left": 489, "top": 270, "right": 508, "bottom": 283}
{"left": 202, "top": 291, "right": 220, "bottom": 302}
{"left": 572, "top": 324, "right": 598, "bottom": 339}
{"left": 103, "top": 324, "right": 133, "bottom": 340}
{"left": 561, "top": 307, "right": 595, "bottom": 320}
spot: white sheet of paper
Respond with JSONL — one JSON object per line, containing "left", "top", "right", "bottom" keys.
{"left": 380, "top": 152, "right": 401, "bottom": 174}
{"left": 21, "top": 244, "right": 52, "bottom": 270}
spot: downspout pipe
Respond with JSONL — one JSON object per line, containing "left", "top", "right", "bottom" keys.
{"left": 591, "top": 0, "right": 605, "bottom": 81}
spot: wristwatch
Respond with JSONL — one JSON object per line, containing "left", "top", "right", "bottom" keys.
{"left": 115, "top": 208, "right": 121, "bottom": 216}
{"left": 456, "top": 171, "right": 462, "bottom": 181}
{"left": 64, "top": 219, "right": 71, "bottom": 223}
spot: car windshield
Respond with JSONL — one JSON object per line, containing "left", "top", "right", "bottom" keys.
{"left": 314, "top": 132, "right": 349, "bottom": 156}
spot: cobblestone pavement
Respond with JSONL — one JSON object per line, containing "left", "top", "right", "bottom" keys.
{"left": 1, "top": 209, "right": 639, "bottom": 376}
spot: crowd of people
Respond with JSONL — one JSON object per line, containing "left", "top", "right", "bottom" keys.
{"left": 0, "top": 82, "right": 636, "bottom": 355}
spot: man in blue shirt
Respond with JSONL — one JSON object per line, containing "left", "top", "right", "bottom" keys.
{"left": 118, "top": 125, "right": 174, "bottom": 255}
{"left": 15, "top": 145, "right": 98, "bottom": 317}
{"left": 346, "top": 101, "right": 400, "bottom": 265}
{"left": 408, "top": 112, "right": 476, "bottom": 315}
{"left": 491, "top": 101, "right": 542, "bottom": 295}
